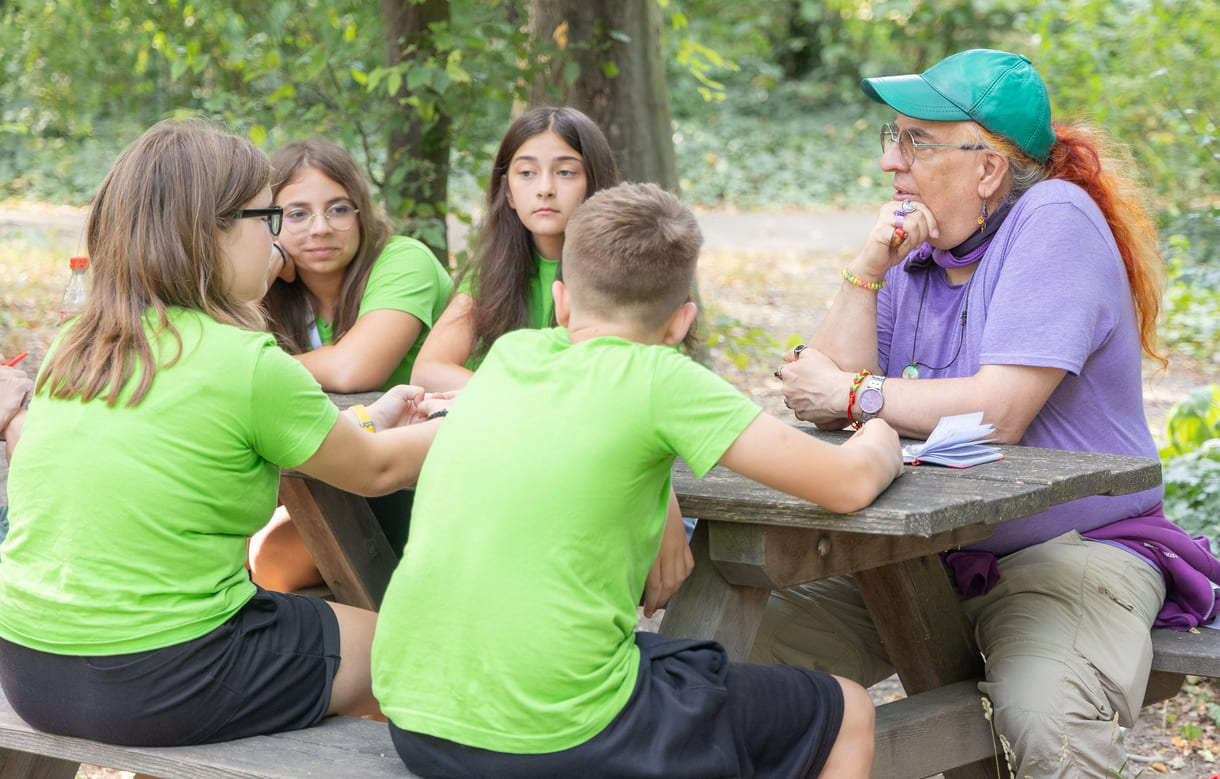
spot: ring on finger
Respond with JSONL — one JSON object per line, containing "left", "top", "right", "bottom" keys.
{"left": 774, "top": 366, "right": 783, "bottom": 380}
{"left": 889, "top": 227, "right": 908, "bottom": 248}
{"left": 793, "top": 344, "right": 807, "bottom": 358}
{"left": 900, "top": 200, "right": 916, "bottom": 213}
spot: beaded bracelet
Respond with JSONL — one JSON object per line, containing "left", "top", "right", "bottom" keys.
{"left": 841, "top": 266, "right": 885, "bottom": 291}
{"left": 846, "top": 369, "right": 871, "bottom": 428}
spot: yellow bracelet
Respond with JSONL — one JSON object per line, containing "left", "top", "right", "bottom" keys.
{"left": 351, "top": 404, "right": 375, "bottom": 432}
{"left": 841, "top": 266, "right": 885, "bottom": 291}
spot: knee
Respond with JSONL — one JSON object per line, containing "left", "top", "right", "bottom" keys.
{"left": 982, "top": 654, "right": 1126, "bottom": 776}
{"left": 835, "top": 676, "right": 875, "bottom": 750}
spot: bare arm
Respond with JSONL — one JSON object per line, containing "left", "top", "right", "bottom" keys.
{"left": 783, "top": 347, "right": 1066, "bottom": 443}
{"left": 0, "top": 365, "right": 32, "bottom": 438}
{"left": 410, "top": 293, "right": 478, "bottom": 392}
{"left": 642, "top": 489, "right": 694, "bottom": 617}
{"left": 4, "top": 408, "right": 25, "bottom": 465}
{"left": 808, "top": 201, "right": 938, "bottom": 370}
{"left": 295, "top": 309, "right": 423, "bottom": 393}
{"left": 719, "top": 413, "right": 903, "bottom": 514}
{"left": 297, "top": 410, "right": 443, "bottom": 498}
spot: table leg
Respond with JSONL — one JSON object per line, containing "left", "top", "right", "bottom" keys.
{"left": 0, "top": 749, "right": 78, "bottom": 779}
{"left": 657, "top": 521, "right": 770, "bottom": 661}
{"left": 277, "top": 476, "right": 398, "bottom": 611}
{"left": 856, "top": 555, "right": 999, "bottom": 779}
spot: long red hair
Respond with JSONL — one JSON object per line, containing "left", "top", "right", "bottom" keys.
{"left": 984, "top": 121, "right": 1166, "bottom": 370}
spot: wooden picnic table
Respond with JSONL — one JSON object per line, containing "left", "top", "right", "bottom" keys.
{"left": 282, "top": 394, "right": 1161, "bottom": 778}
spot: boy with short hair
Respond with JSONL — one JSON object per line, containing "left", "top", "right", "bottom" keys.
{"left": 372, "top": 182, "right": 903, "bottom": 778}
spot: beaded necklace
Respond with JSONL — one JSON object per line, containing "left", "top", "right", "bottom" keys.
{"left": 901, "top": 269, "right": 975, "bottom": 379}
{"left": 900, "top": 195, "right": 1016, "bottom": 379}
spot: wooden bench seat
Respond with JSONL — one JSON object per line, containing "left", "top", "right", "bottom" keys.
{"left": 0, "top": 690, "right": 414, "bottom": 778}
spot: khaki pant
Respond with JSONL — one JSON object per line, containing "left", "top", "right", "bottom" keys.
{"left": 750, "top": 531, "right": 1166, "bottom": 778}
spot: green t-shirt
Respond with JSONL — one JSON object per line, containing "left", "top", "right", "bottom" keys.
{"left": 0, "top": 309, "right": 339, "bottom": 655}
{"left": 371, "top": 327, "right": 762, "bottom": 753}
{"left": 314, "top": 236, "right": 454, "bottom": 390}
{"left": 457, "top": 253, "right": 558, "bottom": 369}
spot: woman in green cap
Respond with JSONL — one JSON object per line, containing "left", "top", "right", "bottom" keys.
{"left": 759, "top": 49, "right": 1218, "bottom": 777}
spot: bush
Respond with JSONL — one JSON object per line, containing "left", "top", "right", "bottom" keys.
{"left": 1160, "top": 385, "right": 1220, "bottom": 537}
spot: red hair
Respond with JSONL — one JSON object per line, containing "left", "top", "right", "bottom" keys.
{"left": 1046, "top": 123, "right": 1165, "bottom": 370}
{"left": 981, "top": 121, "right": 1166, "bottom": 370}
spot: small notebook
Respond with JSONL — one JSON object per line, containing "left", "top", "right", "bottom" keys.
{"left": 902, "top": 411, "right": 1004, "bottom": 468}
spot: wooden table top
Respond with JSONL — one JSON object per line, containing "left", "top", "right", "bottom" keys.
{"left": 672, "top": 426, "right": 1161, "bottom": 537}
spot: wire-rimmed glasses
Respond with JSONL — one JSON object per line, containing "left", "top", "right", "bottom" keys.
{"left": 880, "top": 123, "right": 986, "bottom": 167}
{"left": 282, "top": 203, "right": 360, "bottom": 234}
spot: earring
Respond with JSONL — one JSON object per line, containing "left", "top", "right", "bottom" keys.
{"left": 978, "top": 200, "right": 989, "bottom": 233}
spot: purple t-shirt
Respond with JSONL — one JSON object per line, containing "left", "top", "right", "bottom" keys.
{"left": 877, "top": 178, "right": 1163, "bottom": 555}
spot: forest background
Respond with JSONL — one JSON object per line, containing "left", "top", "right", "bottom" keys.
{"left": 2, "top": 1, "right": 1220, "bottom": 773}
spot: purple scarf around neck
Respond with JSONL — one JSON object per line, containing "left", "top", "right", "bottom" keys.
{"left": 909, "top": 196, "right": 1017, "bottom": 270}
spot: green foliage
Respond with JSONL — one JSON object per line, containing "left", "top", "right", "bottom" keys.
{"left": 1159, "top": 385, "right": 1220, "bottom": 537}
{"left": 1028, "top": 0, "right": 1220, "bottom": 209}
{"left": 1160, "top": 210, "right": 1220, "bottom": 363}
{"left": 1161, "top": 385, "right": 1220, "bottom": 459}
{"left": 702, "top": 311, "right": 801, "bottom": 380}
{"left": 673, "top": 99, "right": 892, "bottom": 208}
{"left": 1163, "top": 443, "right": 1220, "bottom": 537}
{"left": 0, "top": 0, "right": 533, "bottom": 236}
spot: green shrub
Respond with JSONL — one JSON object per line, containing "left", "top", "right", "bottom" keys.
{"left": 1160, "top": 385, "right": 1220, "bottom": 537}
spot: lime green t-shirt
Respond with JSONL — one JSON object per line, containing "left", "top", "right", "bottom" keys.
{"left": 371, "top": 327, "right": 762, "bottom": 754}
{"left": 314, "top": 236, "right": 454, "bottom": 390}
{"left": 0, "top": 309, "right": 339, "bottom": 655}
{"left": 457, "top": 253, "right": 558, "bottom": 369}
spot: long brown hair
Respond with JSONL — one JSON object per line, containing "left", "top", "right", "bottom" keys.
{"left": 37, "top": 118, "right": 270, "bottom": 407}
{"left": 262, "top": 139, "right": 392, "bottom": 353}
{"left": 461, "top": 106, "right": 620, "bottom": 359}
{"left": 976, "top": 121, "right": 1166, "bottom": 370}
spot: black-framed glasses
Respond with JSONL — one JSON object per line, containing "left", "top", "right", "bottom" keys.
{"left": 282, "top": 203, "right": 360, "bottom": 234}
{"left": 880, "top": 122, "right": 987, "bottom": 167}
{"left": 238, "top": 206, "right": 283, "bottom": 236}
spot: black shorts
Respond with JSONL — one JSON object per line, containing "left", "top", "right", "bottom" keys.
{"left": 389, "top": 631, "right": 844, "bottom": 778}
{"left": 0, "top": 588, "right": 340, "bottom": 746}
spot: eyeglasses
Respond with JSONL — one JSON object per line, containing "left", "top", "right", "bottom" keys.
{"left": 880, "top": 123, "right": 986, "bottom": 167}
{"left": 238, "top": 206, "right": 283, "bottom": 236}
{"left": 282, "top": 204, "right": 360, "bottom": 234}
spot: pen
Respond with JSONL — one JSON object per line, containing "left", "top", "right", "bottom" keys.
{"left": 3, "top": 352, "right": 28, "bottom": 367}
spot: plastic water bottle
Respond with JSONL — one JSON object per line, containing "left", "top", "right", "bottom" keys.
{"left": 59, "top": 256, "right": 91, "bottom": 324}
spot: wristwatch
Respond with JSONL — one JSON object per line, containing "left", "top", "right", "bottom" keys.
{"left": 858, "top": 375, "right": 886, "bottom": 423}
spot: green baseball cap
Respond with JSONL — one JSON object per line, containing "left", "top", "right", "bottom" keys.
{"left": 861, "top": 49, "right": 1055, "bottom": 163}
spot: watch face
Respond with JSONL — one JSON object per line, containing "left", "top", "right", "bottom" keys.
{"left": 859, "top": 387, "right": 883, "bottom": 414}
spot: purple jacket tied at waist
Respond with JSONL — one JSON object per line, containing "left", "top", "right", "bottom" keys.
{"left": 944, "top": 505, "right": 1220, "bottom": 629}
{"left": 1086, "top": 509, "right": 1220, "bottom": 629}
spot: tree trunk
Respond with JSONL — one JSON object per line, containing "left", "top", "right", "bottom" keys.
{"left": 383, "top": 0, "right": 452, "bottom": 261}
{"left": 525, "top": 1, "right": 711, "bottom": 362}
{"left": 526, "top": 0, "right": 679, "bottom": 192}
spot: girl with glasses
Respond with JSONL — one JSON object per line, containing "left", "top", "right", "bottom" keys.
{"left": 251, "top": 139, "right": 455, "bottom": 594}
{"left": 0, "top": 119, "right": 449, "bottom": 748}
{"left": 262, "top": 139, "right": 454, "bottom": 394}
